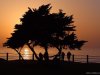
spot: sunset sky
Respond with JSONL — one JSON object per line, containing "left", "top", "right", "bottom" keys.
{"left": 0, "top": 0, "right": 100, "bottom": 52}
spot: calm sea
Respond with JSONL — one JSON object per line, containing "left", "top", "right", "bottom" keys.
{"left": 0, "top": 47, "right": 100, "bottom": 63}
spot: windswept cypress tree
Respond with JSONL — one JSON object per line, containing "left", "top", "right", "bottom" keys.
{"left": 3, "top": 4, "right": 87, "bottom": 61}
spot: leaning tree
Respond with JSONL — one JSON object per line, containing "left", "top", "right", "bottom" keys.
{"left": 3, "top": 4, "right": 52, "bottom": 60}
{"left": 3, "top": 4, "right": 87, "bottom": 61}
{"left": 49, "top": 10, "right": 87, "bottom": 58}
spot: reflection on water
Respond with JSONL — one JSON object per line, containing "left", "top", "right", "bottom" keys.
{"left": 23, "top": 48, "right": 30, "bottom": 59}
{"left": 0, "top": 47, "right": 33, "bottom": 60}
{"left": 0, "top": 47, "right": 100, "bottom": 63}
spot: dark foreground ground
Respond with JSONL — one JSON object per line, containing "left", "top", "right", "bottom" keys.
{"left": 0, "top": 59, "right": 100, "bottom": 75}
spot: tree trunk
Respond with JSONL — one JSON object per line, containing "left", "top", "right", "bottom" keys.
{"left": 14, "top": 49, "right": 24, "bottom": 60}
{"left": 56, "top": 46, "right": 62, "bottom": 59}
{"left": 44, "top": 47, "right": 49, "bottom": 61}
{"left": 45, "top": 47, "right": 48, "bottom": 54}
{"left": 27, "top": 43, "right": 39, "bottom": 60}
{"left": 57, "top": 46, "right": 62, "bottom": 56}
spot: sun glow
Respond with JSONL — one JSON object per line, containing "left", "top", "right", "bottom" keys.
{"left": 23, "top": 48, "right": 30, "bottom": 59}
{"left": 24, "top": 48, "right": 29, "bottom": 54}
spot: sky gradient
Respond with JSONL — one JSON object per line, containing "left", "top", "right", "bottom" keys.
{"left": 0, "top": 0, "right": 100, "bottom": 50}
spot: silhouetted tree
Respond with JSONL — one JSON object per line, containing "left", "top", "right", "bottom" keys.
{"left": 3, "top": 4, "right": 52, "bottom": 60}
{"left": 46, "top": 10, "right": 87, "bottom": 59}
{"left": 3, "top": 4, "right": 87, "bottom": 61}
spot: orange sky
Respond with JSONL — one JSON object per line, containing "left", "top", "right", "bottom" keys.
{"left": 0, "top": 0, "right": 100, "bottom": 49}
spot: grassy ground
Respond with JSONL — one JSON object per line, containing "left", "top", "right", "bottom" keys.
{"left": 0, "top": 59, "right": 100, "bottom": 75}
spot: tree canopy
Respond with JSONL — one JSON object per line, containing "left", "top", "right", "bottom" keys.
{"left": 3, "top": 4, "right": 87, "bottom": 61}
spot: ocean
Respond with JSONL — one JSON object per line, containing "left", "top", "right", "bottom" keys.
{"left": 0, "top": 47, "right": 100, "bottom": 63}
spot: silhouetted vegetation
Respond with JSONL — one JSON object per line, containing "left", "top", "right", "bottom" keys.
{"left": 3, "top": 4, "right": 87, "bottom": 62}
